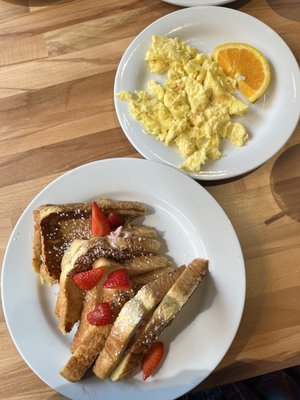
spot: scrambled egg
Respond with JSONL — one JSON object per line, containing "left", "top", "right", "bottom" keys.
{"left": 118, "top": 35, "right": 249, "bottom": 172}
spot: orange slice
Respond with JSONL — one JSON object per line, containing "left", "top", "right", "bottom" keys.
{"left": 213, "top": 43, "right": 271, "bottom": 103}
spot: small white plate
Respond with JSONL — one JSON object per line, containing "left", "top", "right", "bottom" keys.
{"left": 2, "top": 158, "right": 245, "bottom": 400}
{"left": 114, "top": 7, "right": 300, "bottom": 180}
{"left": 163, "top": 0, "right": 235, "bottom": 6}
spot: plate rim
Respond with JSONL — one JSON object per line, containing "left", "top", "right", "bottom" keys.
{"left": 1, "top": 157, "right": 246, "bottom": 400}
{"left": 114, "top": 6, "right": 300, "bottom": 181}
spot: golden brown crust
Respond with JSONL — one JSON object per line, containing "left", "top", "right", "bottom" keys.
{"left": 60, "top": 325, "right": 112, "bottom": 382}
{"left": 58, "top": 276, "right": 84, "bottom": 334}
{"left": 56, "top": 233, "right": 163, "bottom": 335}
{"left": 130, "top": 267, "right": 175, "bottom": 287}
{"left": 71, "top": 258, "right": 123, "bottom": 353}
{"left": 123, "top": 255, "right": 175, "bottom": 276}
{"left": 60, "top": 285, "right": 136, "bottom": 381}
{"left": 92, "top": 267, "right": 185, "bottom": 379}
{"left": 32, "top": 210, "right": 42, "bottom": 273}
{"left": 72, "top": 236, "right": 161, "bottom": 275}
{"left": 32, "top": 199, "right": 148, "bottom": 283}
{"left": 110, "top": 258, "right": 208, "bottom": 380}
{"left": 55, "top": 240, "right": 87, "bottom": 334}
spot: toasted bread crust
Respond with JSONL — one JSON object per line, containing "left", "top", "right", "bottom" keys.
{"left": 55, "top": 240, "right": 87, "bottom": 334}
{"left": 130, "top": 267, "right": 175, "bottom": 287}
{"left": 56, "top": 234, "right": 164, "bottom": 335}
{"left": 110, "top": 258, "right": 208, "bottom": 380}
{"left": 72, "top": 236, "right": 161, "bottom": 274}
{"left": 60, "top": 325, "right": 112, "bottom": 382}
{"left": 60, "top": 286, "right": 136, "bottom": 382}
{"left": 32, "top": 210, "right": 42, "bottom": 273}
{"left": 123, "top": 255, "right": 175, "bottom": 276}
{"left": 71, "top": 258, "right": 123, "bottom": 353}
{"left": 92, "top": 267, "right": 185, "bottom": 379}
{"left": 32, "top": 199, "right": 147, "bottom": 283}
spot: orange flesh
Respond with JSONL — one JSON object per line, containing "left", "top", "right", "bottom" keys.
{"left": 217, "top": 48, "right": 266, "bottom": 91}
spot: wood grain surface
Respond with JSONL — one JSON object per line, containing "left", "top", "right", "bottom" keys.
{"left": 0, "top": 0, "right": 299, "bottom": 399}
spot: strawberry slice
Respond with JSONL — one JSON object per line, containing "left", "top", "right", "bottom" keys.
{"left": 91, "top": 201, "right": 110, "bottom": 236}
{"left": 103, "top": 268, "right": 130, "bottom": 290}
{"left": 107, "top": 213, "right": 124, "bottom": 229}
{"left": 73, "top": 267, "right": 104, "bottom": 290}
{"left": 87, "top": 302, "right": 114, "bottom": 326}
{"left": 143, "top": 342, "right": 164, "bottom": 380}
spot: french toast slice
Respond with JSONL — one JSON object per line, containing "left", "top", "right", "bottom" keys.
{"left": 71, "top": 258, "right": 123, "bottom": 352}
{"left": 121, "top": 224, "right": 158, "bottom": 238}
{"left": 92, "top": 266, "right": 185, "bottom": 379}
{"left": 32, "top": 199, "right": 147, "bottom": 284}
{"left": 72, "top": 235, "right": 161, "bottom": 275}
{"left": 123, "top": 255, "right": 175, "bottom": 276}
{"left": 56, "top": 233, "right": 160, "bottom": 334}
{"left": 60, "top": 265, "right": 177, "bottom": 381}
{"left": 110, "top": 258, "right": 208, "bottom": 381}
{"left": 61, "top": 259, "right": 149, "bottom": 380}
{"left": 55, "top": 239, "right": 86, "bottom": 334}
{"left": 60, "top": 266, "right": 179, "bottom": 382}
{"left": 60, "top": 284, "right": 136, "bottom": 382}
{"left": 71, "top": 256, "right": 175, "bottom": 352}
{"left": 129, "top": 267, "right": 175, "bottom": 287}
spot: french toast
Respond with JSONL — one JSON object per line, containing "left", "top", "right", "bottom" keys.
{"left": 71, "top": 235, "right": 161, "bottom": 275}
{"left": 60, "top": 264, "right": 176, "bottom": 381}
{"left": 71, "top": 258, "right": 123, "bottom": 352}
{"left": 71, "top": 256, "right": 175, "bottom": 352}
{"left": 32, "top": 197, "right": 210, "bottom": 384}
{"left": 123, "top": 255, "right": 174, "bottom": 276}
{"left": 55, "top": 232, "right": 164, "bottom": 334}
{"left": 60, "top": 261, "right": 137, "bottom": 382}
{"left": 110, "top": 258, "right": 208, "bottom": 381}
{"left": 55, "top": 239, "right": 86, "bottom": 334}
{"left": 32, "top": 199, "right": 147, "bottom": 285}
{"left": 92, "top": 266, "right": 185, "bottom": 379}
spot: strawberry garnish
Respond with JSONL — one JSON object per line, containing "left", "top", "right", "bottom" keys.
{"left": 73, "top": 267, "right": 104, "bottom": 290}
{"left": 91, "top": 201, "right": 110, "bottom": 236}
{"left": 87, "top": 302, "right": 114, "bottom": 326}
{"left": 103, "top": 268, "right": 130, "bottom": 290}
{"left": 107, "top": 213, "right": 124, "bottom": 229}
{"left": 143, "top": 341, "right": 164, "bottom": 380}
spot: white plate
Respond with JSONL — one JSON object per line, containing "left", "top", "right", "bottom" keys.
{"left": 2, "top": 158, "right": 245, "bottom": 400}
{"left": 162, "top": 0, "right": 235, "bottom": 6}
{"left": 114, "top": 7, "right": 300, "bottom": 180}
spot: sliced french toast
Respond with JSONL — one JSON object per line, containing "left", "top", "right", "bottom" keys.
{"left": 32, "top": 199, "right": 147, "bottom": 284}
{"left": 123, "top": 255, "right": 175, "bottom": 276}
{"left": 56, "top": 233, "right": 162, "bottom": 334}
{"left": 33, "top": 197, "right": 210, "bottom": 384}
{"left": 55, "top": 239, "right": 86, "bottom": 334}
{"left": 71, "top": 256, "right": 175, "bottom": 352}
{"left": 110, "top": 258, "right": 208, "bottom": 381}
{"left": 92, "top": 266, "right": 185, "bottom": 379}
{"left": 71, "top": 258, "right": 124, "bottom": 352}
{"left": 71, "top": 235, "right": 161, "bottom": 275}
{"left": 60, "top": 265, "right": 174, "bottom": 381}
{"left": 60, "top": 285, "right": 135, "bottom": 382}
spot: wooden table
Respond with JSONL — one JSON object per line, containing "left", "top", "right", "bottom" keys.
{"left": 0, "top": 0, "right": 299, "bottom": 399}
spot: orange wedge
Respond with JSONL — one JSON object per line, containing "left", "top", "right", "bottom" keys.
{"left": 213, "top": 43, "right": 271, "bottom": 103}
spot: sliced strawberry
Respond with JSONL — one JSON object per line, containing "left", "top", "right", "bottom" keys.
{"left": 87, "top": 302, "right": 114, "bottom": 326}
{"left": 107, "top": 213, "right": 124, "bottom": 229}
{"left": 73, "top": 267, "right": 104, "bottom": 290}
{"left": 143, "top": 341, "right": 164, "bottom": 380}
{"left": 103, "top": 268, "right": 130, "bottom": 290}
{"left": 91, "top": 202, "right": 110, "bottom": 236}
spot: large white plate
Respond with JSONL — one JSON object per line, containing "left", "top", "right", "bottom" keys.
{"left": 114, "top": 7, "right": 300, "bottom": 180}
{"left": 2, "top": 158, "right": 245, "bottom": 400}
{"left": 162, "top": 0, "right": 235, "bottom": 6}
